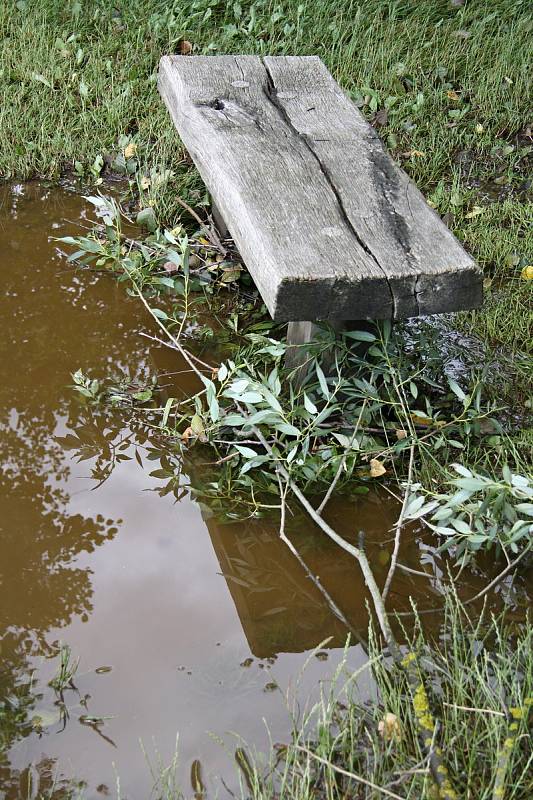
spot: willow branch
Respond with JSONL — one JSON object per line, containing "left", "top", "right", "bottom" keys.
{"left": 316, "top": 400, "right": 367, "bottom": 516}
{"left": 240, "top": 411, "right": 457, "bottom": 799}
{"left": 382, "top": 442, "right": 415, "bottom": 603}
{"left": 175, "top": 195, "right": 226, "bottom": 255}
{"left": 277, "top": 474, "right": 365, "bottom": 646}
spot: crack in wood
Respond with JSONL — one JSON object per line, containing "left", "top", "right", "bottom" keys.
{"left": 262, "top": 57, "right": 396, "bottom": 319}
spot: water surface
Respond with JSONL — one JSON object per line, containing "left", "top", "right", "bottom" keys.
{"left": 0, "top": 183, "right": 529, "bottom": 798}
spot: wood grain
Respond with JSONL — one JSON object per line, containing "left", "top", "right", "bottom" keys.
{"left": 158, "top": 55, "right": 482, "bottom": 321}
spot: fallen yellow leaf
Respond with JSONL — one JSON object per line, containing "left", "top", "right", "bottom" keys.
{"left": 410, "top": 413, "right": 432, "bottom": 427}
{"left": 446, "top": 89, "right": 460, "bottom": 101}
{"left": 181, "top": 426, "right": 194, "bottom": 444}
{"left": 521, "top": 265, "right": 533, "bottom": 280}
{"left": 395, "top": 429, "right": 407, "bottom": 440}
{"left": 124, "top": 142, "right": 137, "bottom": 159}
{"left": 370, "top": 458, "right": 386, "bottom": 478}
{"left": 378, "top": 712, "right": 402, "bottom": 742}
{"left": 465, "top": 205, "right": 485, "bottom": 219}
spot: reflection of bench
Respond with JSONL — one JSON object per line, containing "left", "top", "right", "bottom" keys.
{"left": 158, "top": 55, "right": 482, "bottom": 347}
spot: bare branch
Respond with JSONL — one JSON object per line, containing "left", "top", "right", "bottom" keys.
{"left": 292, "top": 746, "right": 407, "bottom": 800}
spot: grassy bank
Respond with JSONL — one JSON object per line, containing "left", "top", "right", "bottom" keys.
{"left": 238, "top": 598, "right": 532, "bottom": 800}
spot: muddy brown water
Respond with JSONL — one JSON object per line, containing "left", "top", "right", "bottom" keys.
{"left": 0, "top": 184, "right": 530, "bottom": 798}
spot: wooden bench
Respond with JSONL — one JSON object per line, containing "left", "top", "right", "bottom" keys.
{"left": 158, "top": 55, "right": 482, "bottom": 351}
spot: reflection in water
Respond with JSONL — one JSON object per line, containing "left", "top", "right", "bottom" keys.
{"left": 0, "top": 184, "right": 529, "bottom": 797}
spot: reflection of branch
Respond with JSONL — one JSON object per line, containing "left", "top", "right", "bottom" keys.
{"left": 133, "top": 283, "right": 215, "bottom": 380}
{"left": 463, "top": 544, "right": 531, "bottom": 606}
{"left": 382, "top": 443, "right": 415, "bottom": 603}
{"left": 79, "top": 715, "right": 117, "bottom": 748}
{"left": 277, "top": 474, "right": 366, "bottom": 648}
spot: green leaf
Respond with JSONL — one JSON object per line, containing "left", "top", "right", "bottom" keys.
{"left": 286, "top": 445, "right": 298, "bottom": 463}
{"left": 405, "top": 495, "right": 425, "bottom": 517}
{"left": 303, "top": 393, "right": 318, "bottom": 415}
{"left": 315, "top": 363, "right": 330, "bottom": 400}
{"left": 453, "top": 478, "right": 486, "bottom": 491}
{"left": 136, "top": 207, "right": 157, "bottom": 232}
{"left": 223, "top": 414, "right": 248, "bottom": 426}
{"left": 208, "top": 393, "right": 219, "bottom": 422}
{"left": 313, "top": 406, "right": 336, "bottom": 426}
{"left": 448, "top": 377, "right": 466, "bottom": 402}
{"left": 332, "top": 432, "right": 359, "bottom": 450}
{"left": 191, "top": 414, "right": 204, "bottom": 435}
{"left": 344, "top": 330, "right": 376, "bottom": 342}
{"left": 515, "top": 503, "right": 533, "bottom": 517}
{"left": 235, "top": 445, "right": 258, "bottom": 459}
{"left": 161, "top": 397, "right": 174, "bottom": 427}
{"left": 246, "top": 409, "right": 282, "bottom": 426}
{"left": 154, "top": 276, "right": 176, "bottom": 289}
{"left": 240, "top": 455, "right": 270, "bottom": 475}
{"left": 224, "top": 378, "right": 249, "bottom": 396}
{"left": 452, "top": 463, "right": 472, "bottom": 478}
{"left": 238, "top": 391, "right": 263, "bottom": 404}
{"left": 451, "top": 518, "right": 472, "bottom": 535}
{"left": 275, "top": 422, "right": 300, "bottom": 437}
{"left": 259, "top": 385, "right": 283, "bottom": 413}
{"left": 151, "top": 308, "right": 169, "bottom": 321}
{"left": 408, "top": 500, "right": 440, "bottom": 520}
{"left": 132, "top": 389, "right": 152, "bottom": 402}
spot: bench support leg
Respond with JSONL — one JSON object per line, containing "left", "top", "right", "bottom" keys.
{"left": 285, "top": 320, "right": 346, "bottom": 386}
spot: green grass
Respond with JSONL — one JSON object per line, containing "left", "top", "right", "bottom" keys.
{"left": 237, "top": 597, "right": 533, "bottom": 800}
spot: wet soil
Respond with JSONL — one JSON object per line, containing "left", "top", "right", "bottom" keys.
{"left": 0, "top": 183, "right": 530, "bottom": 798}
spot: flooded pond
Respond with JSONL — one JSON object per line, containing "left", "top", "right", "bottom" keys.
{"left": 0, "top": 184, "right": 530, "bottom": 798}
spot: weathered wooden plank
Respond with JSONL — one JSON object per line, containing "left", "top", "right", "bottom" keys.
{"left": 158, "top": 55, "right": 391, "bottom": 321}
{"left": 158, "top": 55, "right": 482, "bottom": 321}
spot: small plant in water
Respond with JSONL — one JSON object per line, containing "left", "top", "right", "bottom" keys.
{"left": 49, "top": 643, "right": 79, "bottom": 695}
{"left": 71, "top": 368, "right": 102, "bottom": 402}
